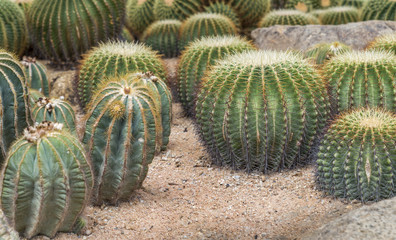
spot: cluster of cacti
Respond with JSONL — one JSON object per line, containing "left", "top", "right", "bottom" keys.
{"left": 361, "top": 0, "right": 396, "bottom": 21}
{"left": 0, "top": 50, "right": 30, "bottom": 163}
{"left": 178, "top": 36, "right": 255, "bottom": 115}
{"left": 28, "top": 0, "right": 125, "bottom": 64}
{"left": 196, "top": 50, "right": 329, "bottom": 172}
{"left": 324, "top": 50, "right": 396, "bottom": 113}
{"left": 141, "top": 19, "right": 182, "bottom": 58}
{"left": 83, "top": 72, "right": 171, "bottom": 204}
{"left": 258, "top": 9, "right": 319, "bottom": 27}
{"left": 0, "top": 0, "right": 27, "bottom": 56}
{"left": 317, "top": 108, "right": 396, "bottom": 202}
{"left": 126, "top": 0, "right": 156, "bottom": 36}
{"left": 0, "top": 209, "right": 19, "bottom": 240}
{"left": 320, "top": 6, "right": 359, "bottom": 25}
{"left": 77, "top": 41, "right": 166, "bottom": 108}
{"left": 21, "top": 56, "right": 50, "bottom": 96}
{"left": 367, "top": 33, "right": 396, "bottom": 55}
{"left": 305, "top": 41, "right": 351, "bottom": 64}
{"left": 153, "top": 0, "right": 202, "bottom": 21}
{"left": 179, "top": 13, "right": 237, "bottom": 51}
{"left": 204, "top": 1, "right": 241, "bottom": 30}
{"left": 0, "top": 121, "right": 93, "bottom": 238}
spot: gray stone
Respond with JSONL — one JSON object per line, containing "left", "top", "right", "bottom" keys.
{"left": 302, "top": 197, "right": 396, "bottom": 240}
{"left": 251, "top": 21, "right": 396, "bottom": 52}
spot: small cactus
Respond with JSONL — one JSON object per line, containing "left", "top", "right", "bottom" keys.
{"left": 317, "top": 108, "right": 396, "bottom": 202}
{"left": 153, "top": 0, "right": 202, "bottom": 21}
{"left": 0, "top": 209, "right": 19, "bottom": 240}
{"left": 21, "top": 56, "right": 50, "bottom": 96}
{"left": 0, "top": 121, "right": 93, "bottom": 238}
{"left": 126, "top": 0, "right": 156, "bottom": 36}
{"left": 320, "top": 6, "right": 359, "bottom": 25}
{"left": 141, "top": 19, "right": 182, "bottom": 58}
{"left": 258, "top": 9, "right": 319, "bottom": 27}
{"left": 305, "top": 41, "right": 352, "bottom": 65}
{"left": 367, "top": 33, "right": 396, "bottom": 55}
{"left": 204, "top": 1, "right": 241, "bottom": 30}
{"left": 361, "top": 0, "right": 396, "bottom": 21}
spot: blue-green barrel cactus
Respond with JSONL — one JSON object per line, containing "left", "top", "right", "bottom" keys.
{"left": 21, "top": 56, "right": 50, "bottom": 96}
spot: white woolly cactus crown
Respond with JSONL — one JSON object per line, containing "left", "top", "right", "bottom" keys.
{"left": 23, "top": 121, "right": 64, "bottom": 143}
{"left": 330, "top": 50, "right": 396, "bottom": 64}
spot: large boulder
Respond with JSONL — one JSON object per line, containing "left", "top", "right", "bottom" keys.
{"left": 252, "top": 20, "right": 396, "bottom": 51}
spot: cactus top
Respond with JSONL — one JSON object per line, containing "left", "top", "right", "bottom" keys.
{"left": 35, "top": 97, "right": 65, "bottom": 112}
{"left": 188, "top": 35, "right": 252, "bottom": 49}
{"left": 23, "top": 121, "right": 64, "bottom": 143}
{"left": 324, "top": 6, "right": 359, "bottom": 12}
{"left": 329, "top": 50, "right": 396, "bottom": 64}
{"left": 187, "top": 12, "right": 232, "bottom": 21}
{"left": 151, "top": 19, "right": 182, "bottom": 26}
{"left": 336, "top": 108, "right": 396, "bottom": 130}
{"left": 88, "top": 41, "right": 156, "bottom": 57}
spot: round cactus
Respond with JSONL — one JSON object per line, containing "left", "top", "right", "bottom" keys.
{"left": 0, "top": 50, "right": 30, "bottom": 163}
{"left": 324, "top": 50, "right": 396, "bottom": 113}
{"left": 227, "top": 0, "right": 271, "bottom": 28}
{"left": 0, "top": 0, "right": 27, "bottom": 56}
{"left": 178, "top": 36, "right": 255, "bottom": 115}
{"left": 361, "top": 0, "right": 396, "bottom": 21}
{"left": 126, "top": 0, "right": 156, "bottom": 36}
{"left": 367, "top": 33, "right": 396, "bottom": 55}
{"left": 196, "top": 50, "right": 329, "bottom": 172}
{"left": 121, "top": 27, "right": 135, "bottom": 42}
{"left": 179, "top": 13, "right": 237, "bottom": 51}
{"left": 317, "top": 108, "right": 396, "bottom": 202}
{"left": 204, "top": 2, "right": 241, "bottom": 30}
{"left": 28, "top": 0, "right": 125, "bottom": 64}
{"left": 83, "top": 72, "right": 167, "bottom": 204}
{"left": 0, "top": 209, "right": 19, "bottom": 240}
{"left": 141, "top": 19, "right": 182, "bottom": 58}
{"left": 21, "top": 56, "right": 50, "bottom": 96}
{"left": 0, "top": 121, "right": 93, "bottom": 238}
{"left": 258, "top": 9, "right": 319, "bottom": 27}
{"left": 305, "top": 41, "right": 352, "bottom": 65}
{"left": 77, "top": 41, "right": 166, "bottom": 108}
{"left": 320, "top": 6, "right": 359, "bottom": 25}
{"left": 153, "top": 0, "right": 202, "bottom": 21}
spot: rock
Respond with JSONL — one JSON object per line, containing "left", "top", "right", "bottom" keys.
{"left": 252, "top": 20, "right": 396, "bottom": 52}
{"left": 302, "top": 197, "right": 396, "bottom": 240}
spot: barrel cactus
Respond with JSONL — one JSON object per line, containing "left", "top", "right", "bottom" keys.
{"left": 21, "top": 56, "right": 50, "bottom": 96}
{"left": 305, "top": 41, "right": 351, "bottom": 65}
{"left": 77, "top": 41, "right": 166, "bottom": 108}
{"left": 179, "top": 13, "right": 237, "bottom": 51}
{"left": 178, "top": 36, "right": 255, "bottom": 115}
{"left": 317, "top": 108, "right": 396, "bottom": 202}
{"left": 83, "top": 72, "right": 166, "bottom": 204}
{"left": 320, "top": 6, "right": 359, "bottom": 25}
{"left": 28, "top": 0, "right": 125, "bottom": 64}
{"left": 0, "top": 0, "right": 27, "bottom": 56}
{"left": 28, "top": 88, "right": 44, "bottom": 109}
{"left": 336, "top": 0, "right": 368, "bottom": 8}
{"left": 361, "top": 0, "right": 396, "bottom": 21}
{"left": 126, "top": 0, "right": 156, "bottom": 36}
{"left": 367, "top": 33, "right": 396, "bottom": 55}
{"left": 141, "top": 19, "right": 182, "bottom": 58}
{"left": 258, "top": 9, "right": 319, "bottom": 27}
{"left": 285, "top": 0, "right": 321, "bottom": 11}
{"left": 324, "top": 50, "right": 396, "bottom": 113}
{"left": 0, "top": 50, "right": 30, "bottom": 163}
{"left": 0, "top": 121, "right": 93, "bottom": 238}
{"left": 227, "top": 0, "right": 271, "bottom": 28}
{"left": 0, "top": 209, "right": 19, "bottom": 240}
{"left": 204, "top": 1, "right": 241, "bottom": 30}
{"left": 196, "top": 50, "right": 329, "bottom": 172}
{"left": 153, "top": 0, "right": 202, "bottom": 21}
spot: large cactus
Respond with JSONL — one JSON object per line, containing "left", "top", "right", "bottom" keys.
{"left": 0, "top": 121, "right": 93, "bottom": 238}
{"left": 126, "top": 0, "right": 156, "bottom": 36}
{"left": 28, "top": 0, "right": 125, "bottom": 64}
{"left": 196, "top": 50, "right": 329, "bottom": 172}
{"left": 324, "top": 50, "right": 396, "bottom": 113}
{"left": 153, "top": 0, "right": 202, "bottom": 21}
{"left": 258, "top": 9, "right": 319, "bottom": 27}
{"left": 320, "top": 6, "right": 359, "bottom": 25}
{"left": 317, "top": 108, "right": 396, "bottom": 202}
{"left": 0, "top": 50, "right": 30, "bottom": 163}
{"left": 178, "top": 36, "right": 255, "bottom": 115}
{"left": 83, "top": 72, "right": 167, "bottom": 204}
{"left": 0, "top": 0, "right": 27, "bottom": 56}
{"left": 77, "top": 41, "right": 166, "bottom": 108}
{"left": 367, "top": 33, "right": 396, "bottom": 55}
{"left": 141, "top": 19, "right": 182, "bottom": 58}
{"left": 361, "top": 0, "right": 396, "bottom": 21}
{"left": 21, "top": 56, "right": 50, "bottom": 96}
{"left": 305, "top": 41, "right": 351, "bottom": 65}
{"left": 204, "top": 1, "right": 241, "bottom": 30}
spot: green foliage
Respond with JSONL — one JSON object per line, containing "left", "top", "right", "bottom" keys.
{"left": 126, "top": 0, "right": 156, "bottom": 35}
{"left": 153, "top": 0, "right": 202, "bottom": 21}
{"left": 179, "top": 13, "right": 237, "bottom": 51}
{"left": 141, "top": 19, "right": 182, "bottom": 58}
{"left": 0, "top": 121, "right": 93, "bottom": 238}
{"left": 258, "top": 9, "right": 319, "bottom": 27}
{"left": 0, "top": 209, "right": 19, "bottom": 240}
{"left": 0, "top": 0, "right": 27, "bottom": 56}
{"left": 21, "top": 56, "right": 50, "bottom": 96}
{"left": 367, "top": 33, "right": 396, "bottom": 55}
{"left": 204, "top": 1, "right": 241, "bottom": 30}
{"left": 324, "top": 50, "right": 396, "bottom": 113}
{"left": 196, "top": 50, "right": 329, "bottom": 172}
{"left": 28, "top": 0, "right": 125, "bottom": 64}
{"left": 321, "top": 6, "right": 359, "bottom": 25}
{"left": 178, "top": 36, "right": 255, "bottom": 115}
{"left": 305, "top": 41, "right": 351, "bottom": 65}
{"left": 77, "top": 41, "right": 166, "bottom": 108}
{"left": 0, "top": 50, "right": 30, "bottom": 163}
{"left": 361, "top": 0, "right": 396, "bottom": 21}
{"left": 317, "top": 108, "right": 396, "bottom": 202}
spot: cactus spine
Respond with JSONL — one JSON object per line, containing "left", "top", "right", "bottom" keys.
{"left": 317, "top": 108, "right": 396, "bottom": 202}
{"left": 196, "top": 50, "right": 329, "bottom": 172}
{"left": 178, "top": 36, "right": 255, "bottom": 115}
{"left": 367, "top": 33, "right": 396, "bottom": 55}
{"left": 324, "top": 50, "right": 396, "bottom": 113}
{"left": 141, "top": 20, "right": 182, "bottom": 58}
{"left": 258, "top": 9, "right": 319, "bottom": 27}
{"left": 126, "top": 0, "right": 156, "bottom": 36}
{"left": 305, "top": 41, "right": 351, "bottom": 65}
{"left": 21, "top": 56, "right": 50, "bottom": 96}
{"left": 320, "top": 6, "right": 359, "bottom": 25}
{"left": 0, "top": 121, "right": 93, "bottom": 238}
{"left": 153, "top": 0, "right": 202, "bottom": 21}
{"left": 204, "top": 2, "right": 241, "bottom": 30}
{"left": 361, "top": 0, "right": 396, "bottom": 21}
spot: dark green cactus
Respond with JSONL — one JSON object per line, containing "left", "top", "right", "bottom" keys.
{"left": 77, "top": 41, "right": 166, "bottom": 108}
{"left": 141, "top": 19, "right": 182, "bottom": 58}
{"left": 83, "top": 72, "right": 166, "bottom": 204}
{"left": 179, "top": 13, "right": 237, "bottom": 51}
{"left": 317, "top": 108, "right": 396, "bottom": 202}
{"left": 0, "top": 50, "right": 30, "bottom": 163}
{"left": 178, "top": 36, "right": 255, "bottom": 115}
{"left": 258, "top": 9, "right": 319, "bottom": 27}
{"left": 204, "top": 1, "right": 241, "bottom": 30}
{"left": 28, "top": 0, "right": 125, "bottom": 64}
{"left": 361, "top": 0, "right": 396, "bottom": 21}
{"left": 195, "top": 50, "right": 329, "bottom": 172}
{"left": 321, "top": 6, "right": 359, "bottom": 25}
{"left": 227, "top": 0, "right": 271, "bottom": 28}
{"left": 32, "top": 97, "right": 76, "bottom": 133}
{"left": 324, "top": 50, "right": 396, "bottom": 113}
{"left": 305, "top": 41, "right": 352, "bottom": 65}
{"left": 21, "top": 56, "right": 50, "bottom": 96}
{"left": 0, "top": 209, "right": 19, "bottom": 240}
{"left": 0, "top": 121, "right": 93, "bottom": 238}
{"left": 0, "top": 0, "right": 27, "bottom": 56}
{"left": 367, "top": 33, "right": 396, "bottom": 55}
{"left": 153, "top": 0, "right": 202, "bottom": 21}
{"left": 126, "top": 0, "right": 156, "bottom": 36}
